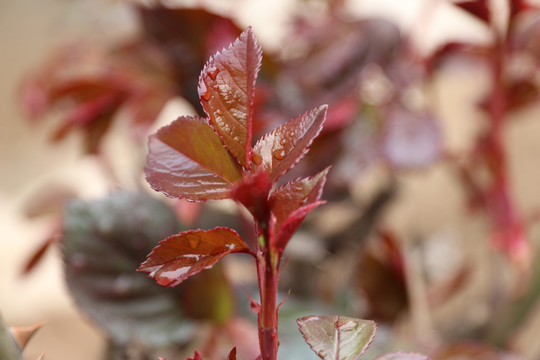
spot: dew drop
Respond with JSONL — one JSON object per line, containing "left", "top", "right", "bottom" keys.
{"left": 188, "top": 236, "right": 200, "bottom": 249}
{"left": 273, "top": 149, "right": 285, "bottom": 160}
{"left": 207, "top": 66, "right": 219, "bottom": 80}
{"left": 213, "top": 84, "right": 219, "bottom": 90}
{"left": 199, "top": 81, "right": 211, "bottom": 101}
{"left": 317, "top": 350, "right": 327, "bottom": 358}
{"left": 280, "top": 138, "right": 287, "bottom": 146}
{"left": 252, "top": 152, "right": 262, "bottom": 165}
{"left": 289, "top": 130, "right": 295, "bottom": 137}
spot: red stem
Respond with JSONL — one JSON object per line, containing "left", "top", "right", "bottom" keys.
{"left": 255, "top": 225, "right": 280, "bottom": 360}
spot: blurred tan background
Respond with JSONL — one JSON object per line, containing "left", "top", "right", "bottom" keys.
{"left": 3, "top": 0, "right": 540, "bottom": 359}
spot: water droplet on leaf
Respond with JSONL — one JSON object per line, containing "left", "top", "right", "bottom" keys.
{"left": 199, "top": 81, "right": 211, "bottom": 101}
{"left": 208, "top": 66, "right": 219, "bottom": 80}
{"left": 252, "top": 152, "right": 262, "bottom": 165}
{"left": 273, "top": 149, "right": 285, "bottom": 160}
{"left": 188, "top": 236, "right": 200, "bottom": 249}
{"left": 318, "top": 350, "right": 327, "bottom": 358}
{"left": 280, "top": 138, "right": 287, "bottom": 146}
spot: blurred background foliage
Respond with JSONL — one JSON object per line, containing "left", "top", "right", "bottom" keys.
{"left": 3, "top": 0, "right": 540, "bottom": 359}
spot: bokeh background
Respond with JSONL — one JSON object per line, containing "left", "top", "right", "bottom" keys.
{"left": 3, "top": 0, "right": 540, "bottom": 359}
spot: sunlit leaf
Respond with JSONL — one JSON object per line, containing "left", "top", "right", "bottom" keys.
{"left": 270, "top": 168, "right": 329, "bottom": 252}
{"left": 297, "top": 315, "right": 376, "bottom": 360}
{"left": 146, "top": 116, "right": 243, "bottom": 201}
{"left": 198, "top": 27, "right": 262, "bottom": 168}
{"left": 62, "top": 191, "right": 192, "bottom": 347}
{"left": 138, "top": 227, "right": 250, "bottom": 287}
{"left": 252, "top": 105, "right": 327, "bottom": 180}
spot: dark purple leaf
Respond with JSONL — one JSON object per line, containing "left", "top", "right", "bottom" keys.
{"left": 138, "top": 227, "right": 249, "bottom": 287}
{"left": 198, "top": 27, "right": 262, "bottom": 168}
{"left": 145, "top": 116, "right": 243, "bottom": 201}
{"left": 297, "top": 315, "right": 376, "bottom": 360}
{"left": 62, "top": 191, "right": 191, "bottom": 346}
{"left": 252, "top": 105, "right": 327, "bottom": 180}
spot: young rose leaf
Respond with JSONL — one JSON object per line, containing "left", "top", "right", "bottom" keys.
{"left": 146, "top": 116, "right": 243, "bottom": 201}
{"left": 139, "top": 227, "right": 249, "bottom": 287}
{"left": 270, "top": 168, "right": 329, "bottom": 252}
{"left": 375, "top": 352, "right": 430, "bottom": 360}
{"left": 230, "top": 170, "right": 273, "bottom": 224}
{"left": 297, "top": 315, "right": 376, "bottom": 360}
{"left": 198, "top": 27, "right": 262, "bottom": 168}
{"left": 252, "top": 105, "right": 327, "bottom": 181}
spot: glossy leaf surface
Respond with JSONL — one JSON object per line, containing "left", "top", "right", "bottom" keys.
{"left": 297, "top": 315, "right": 376, "bottom": 360}
{"left": 146, "top": 116, "right": 243, "bottom": 201}
{"left": 62, "top": 191, "right": 191, "bottom": 346}
{"left": 139, "top": 227, "right": 249, "bottom": 287}
{"left": 252, "top": 105, "right": 327, "bottom": 180}
{"left": 198, "top": 27, "right": 262, "bottom": 167}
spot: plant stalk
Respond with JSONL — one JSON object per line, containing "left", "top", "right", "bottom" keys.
{"left": 256, "top": 225, "right": 280, "bottom": 360}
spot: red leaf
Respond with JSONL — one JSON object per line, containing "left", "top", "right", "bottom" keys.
{"left": 145, "top": 116, "right": 243, "bottom": 201}
{"left": 453, "top": 1, "right": 490, "bottom": 23}
{"left": 138, "top": 227, "right": 249, "bottom": 287}
{"left": 274, "top": 201, "right": 325, "bottom": 254}
{"left": 230, "top": 171, "right": 273, "bottom": 224}
{"left": 228, "top": 347, "right": 237, "bottom": 360}
{"left": 270, "top": 168, "right": 329, "bottom": 252}
{"left": 252, "top": 105, "right": 327, "bottom": 181}
{"left": 198, "top": 27, "right": 262, "bottom": 168}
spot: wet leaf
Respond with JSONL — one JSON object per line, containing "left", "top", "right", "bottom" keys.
{"left": 270, "top": 168, "right": 329, "bottom": 252}
{"left": 62, "top": 191, "right": 192, "bottom": 347}
{"left": 297, "top": 315, "right": 376, "bottom": 360}
{"left": 145, "top": 116, "right": 243, "bottom": 201}
{"left": 376, "top": 352, "right": 430, "bottom": 360}
{"left": 138, "top": 227, "right": 249, "bottom": 287}
{"left": 252, "top": 105, "right": 327, "bottom": 180}
{"left": 198, "top": 27, "right": 262, "bottom": 168}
